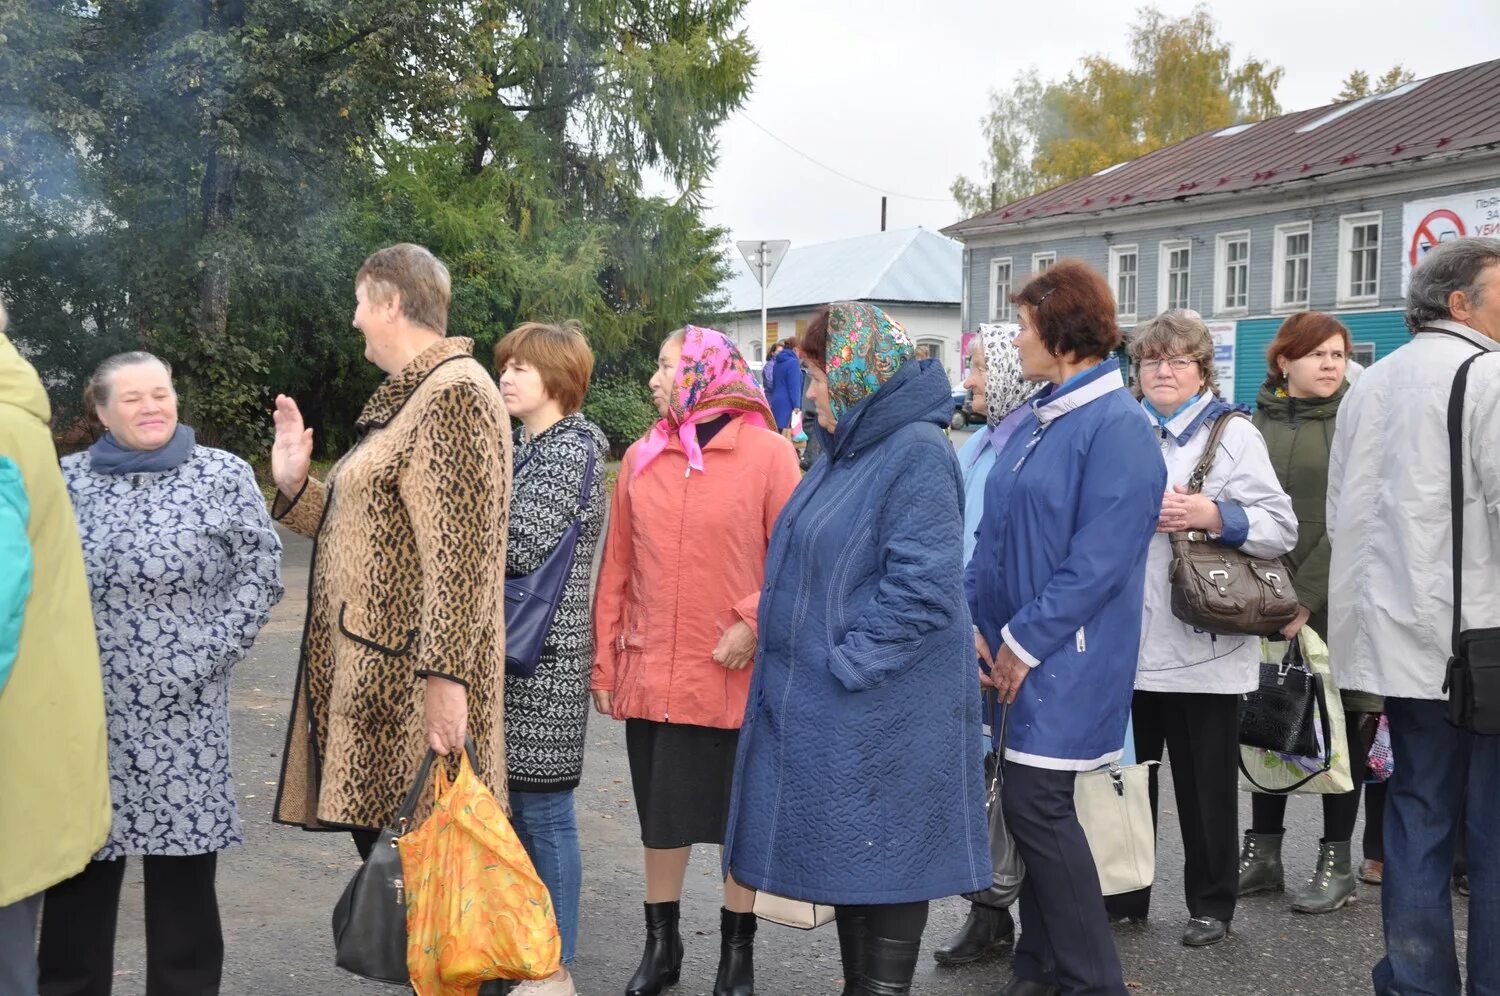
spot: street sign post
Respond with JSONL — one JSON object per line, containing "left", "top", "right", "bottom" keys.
{"left": 737, "top": 240, "right": 790, "bottom": 358}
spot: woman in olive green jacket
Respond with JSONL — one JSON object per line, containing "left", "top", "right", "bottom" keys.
{"left": 1238, "top": 312, "right": 1382, "bottom": 915}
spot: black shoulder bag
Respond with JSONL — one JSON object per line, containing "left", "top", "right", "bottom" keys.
{"left": 1238, "top": 635, "right": 1334, "bottom": 793}
{"left": 504, "top": 430, "right": 600, "bottom": 678}
{"left": 332, "top": 740, "right": 479, "bottom": 983}
{"left": 1443, "top": 353, "right": 1500, "bottom": 734}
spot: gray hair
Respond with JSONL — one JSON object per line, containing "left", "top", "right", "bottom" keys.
{"left": 85, "top": 351, "right": 173, "bottom": 410}
{"left": 1406, "top": 237, "right": 1500, "bottom": 333}
{"left": 1127, "top": 309, "right": 1221, "bottom": 399}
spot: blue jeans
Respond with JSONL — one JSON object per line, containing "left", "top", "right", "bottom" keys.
{"left": 510, "top": 789, "right": 581, "bottom": 966}
{"left": 1374, "top": 698, "right": 1500, "bottom": 996}
{"left": 0, "top": 893, "right": 41, "bottom": 996}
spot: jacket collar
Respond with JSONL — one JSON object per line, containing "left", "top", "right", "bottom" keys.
{"left": 1420, "top": 319, "right": 1500, "bottom": 353}
{"left": 1140, "top": 392, "right": 1247, "bottom": 447}
{"left": 1031, "top": 358, "right": 1124, "bottom": 425}
{"left": 357, "top": 337, "right": 476, "bottom": 432}
{"left": 662, "top": 413, "right": 747, "bottom": 454}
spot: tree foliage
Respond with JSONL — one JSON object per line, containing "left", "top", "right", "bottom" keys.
{"left": 953, "top": 4, "right": 1283, "bottom": 217}
{"left": 1335, "top": 65, "right": 1416, "bottom": 102}
{"left": 0, "top": 0, "right": 754, "bottom": 455}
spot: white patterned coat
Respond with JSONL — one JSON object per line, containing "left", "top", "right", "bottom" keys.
{"left": 62, "top": 445, "right": 284, "bottom": 857}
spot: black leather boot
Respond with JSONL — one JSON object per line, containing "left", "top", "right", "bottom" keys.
{"left": 933, "top": 903, "right": 1015, "bottom": 965}
{"left": 862, "top": 933, "right": 922, "bottom": 996}
{"left": 626, "top": 901, "right": 683, "bottom": 996}
{"left": 836, "top": 908, "right": 868, "bottom": 996}
{"left": 712, "top": 907, "right": 756, "bottom": 996}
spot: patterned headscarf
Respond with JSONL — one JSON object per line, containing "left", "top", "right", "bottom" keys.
{"left": 823, "top": 302, "right": 915, "bottom": 419}
{"left": 633, "top": 325, "right": 773, "bottom": 477}
{"left": 979, "top": 323, "right": 1031, "bottom": 427}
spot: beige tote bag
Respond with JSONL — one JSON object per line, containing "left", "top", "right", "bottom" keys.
{"left": 751, "top": 891, "right": 836, "bottom": 930}
{"left": 1074, "top": 760, "right": 1159, "bottom": 896}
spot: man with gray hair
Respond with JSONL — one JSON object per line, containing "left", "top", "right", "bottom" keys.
{"left": 1326, "top": 237, "right": 1500, "bottom": 994}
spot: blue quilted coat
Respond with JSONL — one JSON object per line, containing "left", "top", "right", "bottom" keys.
{"left": 724, "top": 359, "right": 990, "bottom": 905}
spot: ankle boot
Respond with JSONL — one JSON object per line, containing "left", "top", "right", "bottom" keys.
{"left": 1237, "top": 831, "right": 1284, "bottom": 896}
{"left": 933, "top": 903, "right": 1015, "bottom": 965}
{"left": 862, "top": 934, "right": 922, "bottom": 996}
{"left": 1292, "top": 839, "right": 1357, "bottom": 914}
{"left": 712, "top": 907, "right": 755, "bottom": 996}
{"left": 625, "top": 901, "right": 682, "bottom": 996}
{"left": 836, "top": 909, "right": 868, "bottom": 996}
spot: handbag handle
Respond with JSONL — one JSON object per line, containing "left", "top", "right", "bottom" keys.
{"left": 1183, "top": 411, "right": 1244, "bottom": 496}
{"left": 394, "top": 736, "right": 480, "bottom": 830}
{"left": 513, "top": 428, "right": 601, "bottom": 515}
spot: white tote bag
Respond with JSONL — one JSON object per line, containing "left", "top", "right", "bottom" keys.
{"left": 752, "top": 891, "right": 835, "bottom": 930}
{"left": 1074, "top": 760, "right": 1158, "bottom": 896}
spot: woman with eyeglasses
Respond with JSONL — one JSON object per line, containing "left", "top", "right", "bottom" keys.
{"left": 1236, "top": 311, "right": 1384, "bottom": 915}
{"left": 1106, "top": 310, "right": 1297, "bottom": 948}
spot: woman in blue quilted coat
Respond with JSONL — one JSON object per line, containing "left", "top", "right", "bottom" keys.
{"left": 39, "top": 351, "right": 283, "bottom": 996}
{"left": 724, "top": 302, "right": 989, "bottom": 996}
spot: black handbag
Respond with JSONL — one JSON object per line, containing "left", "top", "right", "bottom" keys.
{"left": 504, "top": 430, "right": 600, "bottom": 678}
{"left": 1443, "top": 351, "right": 1500, "bottom": 735}
{"left": 961, "top": 693, "right": 1025, "bottom": 908}
{"left": 1239, "top": 637, "right": 1328, "bottom": 758}
{"left": 331, "top": 741, "right": 478, "bottom": 984}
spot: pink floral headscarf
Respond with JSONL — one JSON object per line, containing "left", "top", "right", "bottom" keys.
{"left": 633, "top": 326, "right": 774, "bottom": 477}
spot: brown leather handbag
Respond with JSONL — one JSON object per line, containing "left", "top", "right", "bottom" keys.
{"left": 1168, "top": 412, "right": 1299, "bottom": 637}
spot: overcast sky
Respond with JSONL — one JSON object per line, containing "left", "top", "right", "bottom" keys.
{"left": 680, "top": 0, "right": 1500, "bottom": 261}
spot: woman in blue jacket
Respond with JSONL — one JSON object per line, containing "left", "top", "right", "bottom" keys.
{"left": 725, "top": 302, "right": 989, "bottom": 996}
{"left": 765, "top": 337, "right": 803, "bottom": 435}
{"left": 967, "top": 261, "right": 1165, "bottom": 996}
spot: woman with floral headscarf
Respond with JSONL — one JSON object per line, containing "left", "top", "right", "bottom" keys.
{"left": 592, "top": 326, "right": 801, "bottom": 996}
{"left": 723, "top": 302, "right": 990, "bottom": 996}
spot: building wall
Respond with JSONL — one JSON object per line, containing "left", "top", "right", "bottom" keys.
{"left": 958, "top": 169, "right": 1500, "bottom": 403}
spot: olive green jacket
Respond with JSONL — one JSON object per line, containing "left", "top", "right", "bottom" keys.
{"left": 1253, "top": 377, "right": 1381, "bottom": 714}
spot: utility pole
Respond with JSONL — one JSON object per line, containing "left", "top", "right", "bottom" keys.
{"left": 881, "top": 196, "right": 887, "bottom": 232}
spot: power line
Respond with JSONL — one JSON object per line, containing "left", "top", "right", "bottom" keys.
{"left": 740, "top": 114, "right": 955, "bottom": 204}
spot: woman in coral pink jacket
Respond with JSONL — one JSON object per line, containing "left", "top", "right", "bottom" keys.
{"left": 592, "top": 326, "right": 800, "bottom": 996}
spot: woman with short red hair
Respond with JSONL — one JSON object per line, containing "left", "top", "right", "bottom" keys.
{"left": 1238, "top": 312, "right": 1383, "bottom": 916}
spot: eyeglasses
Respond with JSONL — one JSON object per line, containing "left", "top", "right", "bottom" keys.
{"left": 1139, "top": 356, "right": 1198, "bottom": 372}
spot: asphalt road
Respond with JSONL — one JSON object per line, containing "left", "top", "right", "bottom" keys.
{"left": 96, "top": 448, "right": 1466, "bottom": 995}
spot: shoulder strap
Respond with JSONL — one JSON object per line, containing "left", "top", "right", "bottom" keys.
{"left": 1449, "top": 352, "right": 1488, "bottom": 657}
{"left": 513, "top": 427, "right": 601, "bottom": 513}
{"left": 1186, "top": 411, "right": 1244, "bottom": 495}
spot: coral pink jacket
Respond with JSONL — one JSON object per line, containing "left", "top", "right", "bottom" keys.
{"left": 591, "top": 418, "right": 801, "bottom": 729}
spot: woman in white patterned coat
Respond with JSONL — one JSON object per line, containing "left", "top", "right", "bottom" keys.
{"left": 39, "top": 352, "right": 283, "bottom": 996}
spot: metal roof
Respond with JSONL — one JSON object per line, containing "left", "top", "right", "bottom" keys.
{"left": 723, "top": 227, "right": 961, "bottom": 314}
{"left": 944, "top": 58, "right": 1500, "bottom": 237}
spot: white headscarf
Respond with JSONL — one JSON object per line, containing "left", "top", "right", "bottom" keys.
{"left": 978, "top": 323, "right": 1030, "bottom": 426}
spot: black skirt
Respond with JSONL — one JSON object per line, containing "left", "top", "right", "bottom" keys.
{"left": 625, "top": 719, "right": 740, "bottom": 848}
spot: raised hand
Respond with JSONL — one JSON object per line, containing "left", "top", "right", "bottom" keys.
{"left": 271, "top": 394, "right": 314, "bottom": 497}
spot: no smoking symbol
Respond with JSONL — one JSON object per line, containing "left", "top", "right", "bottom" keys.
{"left": 1410, "top": 208, "right": 1467, "bottom": 266}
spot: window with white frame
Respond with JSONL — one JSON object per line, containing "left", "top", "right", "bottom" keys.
{"left": 1109, "top": 245, "right": 1138, "bottom": 321}
{"left": 1272, "top": 222, "right": 1312, "bottom": 310}
{"left": 1215, "top": 232, "right": 1250, "bottom": 314}
{"left": 988, "top": 257, "right": 1013, "bottom": 321}
{"left": 1158, "top": 241, "right": 1192, "bottom": 312}
{"left": 1352, "top": 342, "right": 1375, "bottom": 367}
{"left": 1339, "top": 212, "right": 1382, "bottom": 304}
{"left": 1033, "top": 251, "right": 1056, "bottom": 274}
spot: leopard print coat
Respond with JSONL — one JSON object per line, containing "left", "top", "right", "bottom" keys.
{"left": 272, "top": 337, "right": 511, "bottom": 832}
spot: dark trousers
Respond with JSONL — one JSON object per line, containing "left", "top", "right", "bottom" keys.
{"left": 1252, "top": 710, "right": 1376, "bottom": 841}
{"left": 1001, "top": 762, "right": 1127, "bottom": 996}
{"left": 1109, "top": 690, "right": 1240, "bottom": 923}
{"left": 1372, "top": 698, "right": 1500, "bottom": 996}
{"left": 1365, "top": 779, "right": 1388, "bottom": 862}
{"left": 38, "top": 853, "right": 222, "bottom": 996}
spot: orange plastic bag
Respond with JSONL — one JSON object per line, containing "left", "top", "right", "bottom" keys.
{"left": 399, "top": 752, "right": 562, "bottom": 995}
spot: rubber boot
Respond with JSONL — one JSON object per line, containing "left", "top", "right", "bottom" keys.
{"left": 1236, "top": 831, "right": 1284, "bottom": 896}
{"left": 1292, "top": 839, "right": 1358, "bottom": 914}
{"left": 862, "top": 934, "right": 922, "bottom": 996}
{"left": 932, "top": 903, "right": 1015, "bottom": 966}
{"left": 625, "top": 901, "right": 683, "bottom": 996}
{"left": 712, "top": 907, "right": 755, "bottom": 996}
{"left": 836, "top": 909, "right": 868, "bottom": 996}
